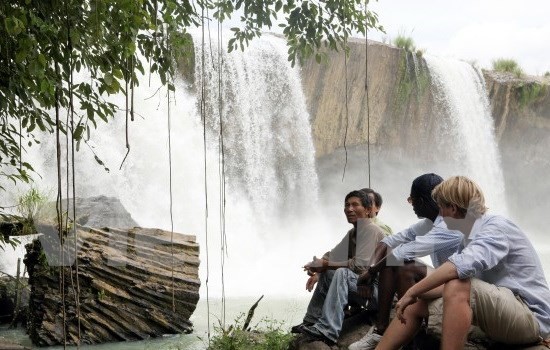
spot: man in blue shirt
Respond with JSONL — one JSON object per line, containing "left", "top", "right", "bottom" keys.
{"left": 377, "top": 176, "right": 550, "bottom": 349}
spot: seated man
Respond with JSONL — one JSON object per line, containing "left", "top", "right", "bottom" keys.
{"left": 291, "top": 190, "right": 386, "bottom": 346}
{"left": 350, "top": 173, "right": 463, "bottom": 350}
{"left": 361, "top": 188, "right": 393, "bottom": 236}
{"left": 377, "top": 176, "right": 550, "bottom": 349}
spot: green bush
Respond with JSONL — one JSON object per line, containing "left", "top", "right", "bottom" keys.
{"left": 492, "top": 58, "right": 524, "bottom": 78}
{"left": 208, "top": 314, "right": 293, "bottom": 350}
{"left": 393, "top": 35, "right": 416, "bottom": 53}
{"left": 518, "top": 83, "right": 547, "bottom": 108}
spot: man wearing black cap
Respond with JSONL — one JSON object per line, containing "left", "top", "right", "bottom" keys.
{"left": 349, "top": 173, "right": 463, "bottom": 350}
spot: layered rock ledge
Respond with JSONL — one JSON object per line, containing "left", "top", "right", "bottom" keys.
{"left": 24, "top": 225, "right": 200, "bottom": 346}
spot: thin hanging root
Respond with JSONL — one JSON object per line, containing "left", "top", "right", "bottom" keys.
{"left": 365, "top": 0, "right": 372, "bottom": 188}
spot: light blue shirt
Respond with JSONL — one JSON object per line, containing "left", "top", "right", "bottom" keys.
{"left": 449, "top": 214, "right": 550, "bottom": 337}
{"left": 382, "top": 216, "right": 463, "bottom": 268}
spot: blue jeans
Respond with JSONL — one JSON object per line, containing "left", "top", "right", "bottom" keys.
{"left": 303, "top": 268, "right": 376, "bottom": 342}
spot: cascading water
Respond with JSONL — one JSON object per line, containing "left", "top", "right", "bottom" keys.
{"left": 425, "top": 55, "right": 508, "bottom": 214}
{"left": 194, "top": 32, "right": 319, "bottom": 219}
{"left": 1, "top": 32, "right": 330, "bottom": 298}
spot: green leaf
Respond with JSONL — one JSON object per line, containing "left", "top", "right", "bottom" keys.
{"left": 73, "top": 124, "right": 85, "bottom": 140}
{"left": 94, "top": 155, "right": 104, "bottom": 166}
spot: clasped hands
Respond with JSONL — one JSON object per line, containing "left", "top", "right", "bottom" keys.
{"left": 356, "top": 269, "right": 375, "bottom": 298}
{"left": 394, "top": 290, "right": 418, "bottom": 323}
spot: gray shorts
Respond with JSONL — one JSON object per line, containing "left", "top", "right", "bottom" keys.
{"left": 427, "top": 278, "right": 541, "bottom": 345}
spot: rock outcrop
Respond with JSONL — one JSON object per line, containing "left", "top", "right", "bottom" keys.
{"left": 24, "top": 225, "right": 200, "bottom": 346}
{"left": 62, "top": 195, "right": 139, "bottom": 228}
{"left": 301, "top": 38, "right": 437, "bottom": 159}
{"left": 485, "top": 72, "right": 550, "bottom": 228}
{"left": 300, "top": 38, "right": 550, "bottom": 232}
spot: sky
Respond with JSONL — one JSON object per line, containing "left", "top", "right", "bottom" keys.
{"left": 367, "top": 0, "right": 550, "bottom": 75}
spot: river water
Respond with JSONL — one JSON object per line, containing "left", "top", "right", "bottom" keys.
{"left": 0, "top": 296, "right": 310, "bottom": 349}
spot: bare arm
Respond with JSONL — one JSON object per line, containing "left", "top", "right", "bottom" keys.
{"left": 356, "top": 242, "right": 388, "bottom": 286}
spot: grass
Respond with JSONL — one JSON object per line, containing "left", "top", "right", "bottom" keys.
{"left": 208, "top": 314, "right": 294, "bottom": 350}
{"left": 393, "top": 35, "right": 415, "bottom": 53}
{"left": 518, "top": 82, "right": 547, "bottom": 109}
{"left": 16, "top": 187, "right": 49, "bottom": 236}
{"left": 492, "top": 58, "right": 524, "bottom": 78}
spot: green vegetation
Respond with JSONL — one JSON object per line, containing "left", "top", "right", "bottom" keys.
{"left": 393, "top": 35, "right": 415, "bottom": 53}
{"left": 208, "top": 314, "right": 293, "bottom": 350}
{"left": 492, "top": 58, "right": 524, "bottom": 78}
{"left": 17, "top": 187, "right": 48, "bottom": 224}
{"left": 16, "top": 187, "right": 49, "bottom": 236}
{"left": 393, "top": 51, "right": 430, "bottom": 115}
{"left": 0, "top": 187, "right": 49, "bottom": 249}
{"left": 1, "top": 0, "right": 383, "bottom": 189}
{"left": 545, "top": 71, "right": 550, "bottom": 78}
{"left": 518, "top": 82, "right": 547, "bottom": 109}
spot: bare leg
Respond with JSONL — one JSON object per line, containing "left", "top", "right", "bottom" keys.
{"left": 375, "top": 298, "right": 429, "bottom": 350}
{"left": 375, "top": 262, "right": 427, "bottom": 334}
{"left": 441, "top": 278, "right": 472, "bottom": 350}
{"left": 374, "top": 266, "right": 398, "bottom": 334}
{"left": 396, "top": 262, "right": 427, "bottom": 298}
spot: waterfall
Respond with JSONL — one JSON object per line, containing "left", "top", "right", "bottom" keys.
{"left": 193, "top": 32, "right": 319, "bottom": 218}
{"left": 1, "top": 33, "right": 327, "bottom": 297}
{"left": 425, "top": 55, "right": 508, "bottom": 214}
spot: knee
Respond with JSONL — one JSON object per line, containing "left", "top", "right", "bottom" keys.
{"left": 443, "top": 278, "right": 471, "bottom": 306}
{"left": 333, "top": 267, "right": 350, "bottom": 279}
{"left": 397, "top": 262, "right": 426, "bottom": 281}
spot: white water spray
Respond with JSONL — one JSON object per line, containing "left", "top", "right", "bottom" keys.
{"left": 426, "top": 55, "right": 507, "bottom": 214}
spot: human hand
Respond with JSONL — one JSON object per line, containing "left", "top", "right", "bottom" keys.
{"left": 306, "top": 273, "right": 319, "bottom": 292}
{"left": 303, "top": 256, "right": 326, "bottom": 273}
{"left": 357, "top": 270, "right": 372, "bottom": 286}
{"left": 395, "top": 292, "right": 418, "bottom": 324}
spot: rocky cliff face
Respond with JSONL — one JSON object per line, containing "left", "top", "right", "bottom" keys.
{"left": 486, "top": 73, "right": 550, "bottom": 228}
{"left": 301, "top": 38, "right": 437, "bottom": 159}
{"left": 300, "top": 39, "right": 550, "bottom": 233}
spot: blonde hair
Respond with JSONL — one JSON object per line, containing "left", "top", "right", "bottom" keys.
{"left": 432, "top": 176, "right": 488, "bottom": 217}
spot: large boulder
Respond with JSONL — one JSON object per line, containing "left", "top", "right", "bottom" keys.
{"left": 24, "top": 225, "right": 200, "bottom": 346}
{"left": 62, "top": 195, "right": 139, "bottom": 228}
